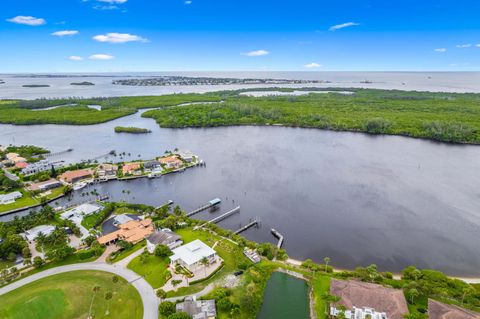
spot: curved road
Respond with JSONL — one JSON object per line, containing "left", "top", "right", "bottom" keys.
{"left": 0, "top": 260, "right": 159, "bottom": 319}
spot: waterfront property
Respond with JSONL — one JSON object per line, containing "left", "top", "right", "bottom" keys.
{"left": 59, "top": 168, "right": 93, "bottom": 184}
{"left": 159, "top": 155, "right": 183, "bottom": 169}
{"left": 331, "top": 306, "right": 388, "bottom": 319}
{"left": 146, "top": 228, "right": 183, "bottom": 253}
{"left": 0, "top": 191, "right": 22, "bottom": 205}
{"left": 170, "top": 239, "right": 219, "bottom": 273}
{"left": 329, "top": 279, "right": 409, "bottom": 319}
{"left": 97, "top": 218, "right": 154, "bottom": 245}
{"left": 176, "top": 296, "right": 217, "bottom": 319}
{"left": 175, "top": 150, "right": 195, "bottom": 163}
{"left": 96, "top": 163, "right": 118, "bottom": 180}
{"left": 122, "top": 162, "right": 142, "bottom": 175}
{"left": 25, "top": 179, "right": 62, "bottom": 192}
{"left": 60, "top": 203, "right": 103, "bottom": 238}
{"left": 428, "top": 299, "right": 480, "bottom": 319}
{"left": 21, "top": 159, "right": 64, "bottom": 175}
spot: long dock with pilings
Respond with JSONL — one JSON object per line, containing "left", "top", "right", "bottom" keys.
{"left": 156, "top": 200, "right": 174, "bottom": 210}
{"left": 43, "top": 148, "right": 73, "bottom": 158}
{"left": 233, "top": 217, "right": 260, "bottom": 234}
{"left": 195, "top": 206, "right": 240, "bottom": 229}
{"left": 186, "top": 198, "right": 222, "bottom": 217}
{"left": 271, "top": 228, "right": 284, "bottom": 249}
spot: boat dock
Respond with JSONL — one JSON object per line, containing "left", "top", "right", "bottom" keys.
{"left": 156, "top": 200, "right": 174, "bottom": 210}
{"left": 271, "top": 228, "right": 284, "bottom": 249}
{"left": 234, "top": 217, "right": 260, "bottom": 234}
{"left": 195, "top": 206, "right": 240, "bottom": 229}
{"left": 186, "top": 198, "right": 222, "bottom": 217}
{"left": 43, "top": 148, "right": 73, "bottom": 158}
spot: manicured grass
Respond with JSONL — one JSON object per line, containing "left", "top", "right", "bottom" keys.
{"left": 0, "top": 270, "right": 143, "bottom": 319}
{"left": 40, "top": 187, "right": 65, "bottom": 201}
{"left": 166, "top": 228, "right": 250, "bottom": 297}
{"left": 127, "top": 254, "right": 170, "bottom": 288}
{"left": 312, "top": 275, "right": 331, "bottom": 319}
{"left": 108, "top": 241, "right": 146, "bottom": 263}
{"left": 0, "top": 190, "right": 38, "bottom": 213}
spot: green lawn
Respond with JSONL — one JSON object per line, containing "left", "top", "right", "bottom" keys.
{"left": 127, "top": 254, "right": 170, "bottom": 288}
{"left": 108, "top": 241, "right": 146, "bottom": 263}
{"left": 0, "top": 270, "right": 143, "bottom": 319}
{"left": 312, "top": 275, "right": 331, "bottom": 319}
{"left": 0, "top": 190, "right": 38, "bottom": 214}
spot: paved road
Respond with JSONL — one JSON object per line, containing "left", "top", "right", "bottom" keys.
{"left": 0, "top": 261, "right": 159, "bottom": 319}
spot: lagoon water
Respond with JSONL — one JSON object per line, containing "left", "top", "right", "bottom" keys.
{"left": 1, "top": 103, "right": 480, "bottom": 276}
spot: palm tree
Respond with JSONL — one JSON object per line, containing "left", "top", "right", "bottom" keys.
{"left": 104, "top": 291, "right": 113, "bottom": 315}
{"left": 88, "top": 285, "right": 101, "bottom": 318}
{"left": 200, "top": 257, "right": 209, "bottom": 278}
{"left": 407, "top": 288, "right": 419, "bottom": 304}
{"left": 323, "top": 257, "right": 330, "bottom": 273}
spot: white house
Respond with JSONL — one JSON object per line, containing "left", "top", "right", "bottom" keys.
{"left": 0, "top": 191, "right": 22, "bottom": 205}
{"left": 23, "top": 224, "right": 56, "bottom": 242}
{"left": 170, "top": 239, "right": 218, "bottom": 272}
{"left": 60, "top": 203, "right": 103, "bottom": 238}
{"left": 146, "top": 229, "right": 183, "bottom": 253}
{"left": 331, "top": 306, "right": 388, "bottom": 319}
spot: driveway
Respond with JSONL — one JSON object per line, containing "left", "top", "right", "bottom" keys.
{"left": 0, "top": 260, "right": 159, "bottom": 319}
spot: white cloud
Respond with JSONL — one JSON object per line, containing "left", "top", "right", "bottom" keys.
{"left": 456, "top": 44, "right": 471, "bottom": 48}
{"left": 89, "top": 54, "right": 114, "bottom": 60}
{"left": 185, "top": 0, "right": 192, "bottom": 4}
{"left": 93, "top": 32, "right": 148, "bottom": 43}
{"left": 304, "top": 62, "right": 322, "bottom": 68}
{"left": 69, "top": 56, "right": 83, "bottom": 61}
{"left": 434, "top": 48, "right": 447, "bottom": 53}
{"left": 97, "top": 0, "right": 127, "bottom": 3}
{"left": 329, "top": 22, "right": 359, "bottom": 31}
{"left": 242, "top": 50, "right": 269, "bottom": 57}
{"left": 52, "top": 30, "right": 79, "bottom": 37}
{"left": 6, "top": 16, "right": 46, "bottom": 26}
{"left": 93, "top": 5, "right": 119, "bottom": 10}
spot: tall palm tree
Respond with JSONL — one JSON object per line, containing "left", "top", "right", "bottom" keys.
{"left": 323, "top": 257, "right": 330, "bottom": 273}
{"left": 88, "top": 285, "right": 101, "bottom": 318}
{"left": 105, "top": 291, "right": 113, "bottom": 315}
{"left": 200, "top": 257, "right": 209, "bottom": 278}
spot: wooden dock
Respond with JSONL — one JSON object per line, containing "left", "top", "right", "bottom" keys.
{"left": 156, "top": 200, "right": 174, "bottom": 210}
{"left": 195, "top": 206, "right": 240, "bottom": 229}
{"left": 43, "top": 148, "right": 73, "bottom": 158}
{"left": 233, "top": 217, "right": 260, "bottom": 234}
{"left": 186, "top": 198, "right": 222, "bottom": 217}
{"left": 271, "top": 228, "right": 284, "bottom": 249}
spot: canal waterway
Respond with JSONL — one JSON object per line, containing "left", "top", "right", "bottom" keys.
{"left": 0, "top": 106, "right": 480, "bottom": 276}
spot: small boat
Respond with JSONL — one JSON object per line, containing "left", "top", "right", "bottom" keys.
{"left": 73, "top": 181, "right": 87, "bottom": 191}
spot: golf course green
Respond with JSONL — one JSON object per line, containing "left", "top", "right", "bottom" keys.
{"left": 0, "top": 270, "right": 143, "bottom": 319}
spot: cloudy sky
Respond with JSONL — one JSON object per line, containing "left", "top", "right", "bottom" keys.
{"left": 1, "top": 0, "right": 479, "bottom": 72}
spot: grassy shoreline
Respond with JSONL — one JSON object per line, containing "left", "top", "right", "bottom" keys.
{"left": 0, "top": 88, "right": 479, "bottom": 144}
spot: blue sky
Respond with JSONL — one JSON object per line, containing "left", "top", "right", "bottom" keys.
{"left": 1, "top": 0, "right": 479, "bottom": 72}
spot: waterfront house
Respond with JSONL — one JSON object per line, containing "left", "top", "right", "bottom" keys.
{"left": 0, "top": 191, "right": 23, "bottom": 205}
{"left": 329, "top": 279, "right": 409, "bottom": 319}
{"left": 159, "top": 155, "right": 183, "bottom": 169}
{"left": 175, "top": 150, "right": 195, "bottom": 163}
{"left": 97, "top": 218, "right": 154, "bottom": 245}
{"left": 5, "top": 153, "right": 27, "bottom": 164}
{"left": 96, "top": 163, "right": 118, "bottom": 179}
{"left": 428, "top": 299, "right": 480, "bottom": 319}
{"left": 60, "top": 203, "right": 103, "bottom": 238}
{"left": 144, "top": 160, "right": 161, "bottom": 170}
{"left": 146, "top": 229, "right": 183, "bottom": 253}
{"left": 21, "top": 159, "right": 64, "bottom": 175}
{"left": 176, "top": 296, "right": 217, "bottom": 319}
{"left": 170, "top": 239, "right": 219, "bottom": 272}
{"left": 59, "top": 168, "right": 94, "bottom": 184}
{"left": 122, "top": 163, "right": 141, "bottom": 175}
{"left": 14, "top": 162, "right": 28, "bottom": 169}
{"left": 26, "top": 179, "right": 62, "bottom": 192}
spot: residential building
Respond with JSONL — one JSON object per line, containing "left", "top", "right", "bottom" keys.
{"left": 23, "top": 224, "right": 55, "bottom": 242}
{"left": 0, "top": 191, "right": 22, "bottom": 205}
{"left": 59, "top": 168, "right": 94, "bottom": 184}
{"left": 159, "top": 155, "right": 183, "bottom": 169}
{"left": 96, "top": 163, "right": 118, "bottom": 179}
{"left": 144, "top": 160, "right": 161, "bottom": 170}
{"left": 112, "top": 214, "right": 135, "bottom": 226}
{"left": 5, "top": 152, "right": 27, "bottom": 164}
{"left": 26, "top": 179, "right": 62, "bottom": 192}
{"left": 170, "top": 239, "right": 219, "bottom": 272}
{"left": 21, "top": 159, "right": 64, "bottom": 175}
{"left": 428, "top": 299, "right": 480, "bottom": 319}
{"left": 60, "top": 203, "right": 103, "bottom": 238}
{"left": 176, "top": 296, "right": 217, "bottom": 319}
{"left": 97, "top": 218, "right": 154, "bottom": 245}
{"left": 329, "top": 279, "right": 409, "bottom": 319}
{"left": 146, "top": 229, "right": 183, "bottom": 253}
{"left": 330, "top": 306, "right": 387, "bottom": 319}
{"left": 15, "top": 162, "right": 28, "bottom": 169}
{"left": 122, "top": 163, "right": 141, "bottom": 175}
{"left": 175, "top": 150, "right": 195, "bottom": 163}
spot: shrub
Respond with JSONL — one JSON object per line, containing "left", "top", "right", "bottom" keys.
{"left": 158, "top": 301, "right": 176, "bottom": 317}
{"left": 364, "top": 117, "right": 393, "bottom": 134}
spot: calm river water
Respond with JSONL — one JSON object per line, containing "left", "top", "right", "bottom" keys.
{"left": 0, "top": 106, "right": 479, "bottom": 276}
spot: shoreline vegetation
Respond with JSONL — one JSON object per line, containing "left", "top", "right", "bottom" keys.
{"left": 114, "top": 126, "right": 152, "bottom": 134}
{"left": 21, "top": 84, "right": 50, "bottom": 88}
{"left": 70, "top": 81, "right": 95, "bottom": 86}
{"left": 0, "top": 88, "right": 478, "bottom": 144}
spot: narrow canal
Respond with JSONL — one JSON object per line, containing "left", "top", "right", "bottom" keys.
{"left": 257, "top": 272, "right": 310, "bottom": 319}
